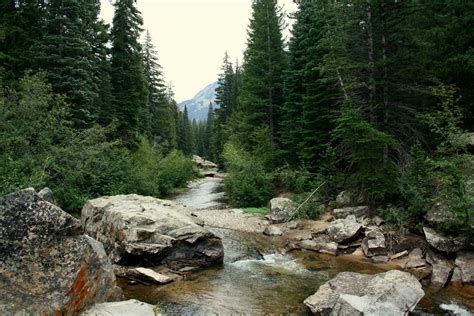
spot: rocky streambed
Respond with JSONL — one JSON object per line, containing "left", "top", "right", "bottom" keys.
{"left": 1, "top": 174, "right": 473, "bottom": 315}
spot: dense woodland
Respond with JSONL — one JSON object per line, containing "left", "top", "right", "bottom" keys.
{"left": 0, "top": 0, "right": 199, "bottom": 212}
{"left": 1, "top": 0, "right": 473, "bottom": 240}
{"left": 208, "top": 0, "right": 474, "bottom": 240}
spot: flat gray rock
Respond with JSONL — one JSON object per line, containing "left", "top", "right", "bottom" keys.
{"left": 423, "top": 227, "right": 467, "bottom": 253}
{"left": 455, "top": 251, "right": 474, "bottom": 285}
{"left": 304, "top": 270, "right": 424, "bottom": 315}
{"left": 362, "top": 230, "right": 386, "bottom": 257}
{"left": 333, "top": 206, "right": 368, "bottom": 219}
{"left": 81, "top": 194, "right": 224, "bottom": 269}
{"left": 327, "top": 215, "right": 363, "bottom": 243}
{"left": 81, "top": 299, "right": 158, "bottom": 316}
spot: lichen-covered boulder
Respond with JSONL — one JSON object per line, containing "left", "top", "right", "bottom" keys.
{"left": 327, "top": 215, "right": 363, "bottom": 243}
{"left": 266, "top": 197, "right": 297, "bottom": 223}
{"left": 0, "top": 189, "right": 121, "bottom": 315}
{"left": 304, "top": 270, "right": 424, "bottom": 315}
{"left": 423, "top": 227, "right": 467, "bottom": 253}
{"left": 81, "top": 194, "right": 224, "bottom": 269}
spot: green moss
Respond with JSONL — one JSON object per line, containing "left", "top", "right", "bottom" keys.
{"left": 241, "top": 207, "right": 270, "bottom": 215}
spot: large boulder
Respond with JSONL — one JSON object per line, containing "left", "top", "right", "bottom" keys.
{"left": 81, "top": 194, "right": 224, "bottom": 269}
{"left": 327, "top": 215, "right": 363, "bottom": 243}
{"left": 304, "top": 270, "right": 424, "bottom": 315}
{"left": 361, "top": 230, "right": 386, "bottom": 257}
{"left": 192, "top": 155, "right": 218, "bottom": 169}
{"left": 298, "top": 235, "right": 338, "bottom": 256}
{"left": 0, "top": 189, "right": 121, "bottom": 315}
{"left": 266, "top": 197, "right": 297, "bottom": 223}
{"left": 455, "top": 251, "right": 474, "bottom": 285}
{"left": 423, "top": 227, "right": 467, "bottom": 253}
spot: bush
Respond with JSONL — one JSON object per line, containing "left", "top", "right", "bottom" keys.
{"left": 222, "top": 142, "right": 274, "bottom": 207}
{"left": 290, "top": 192, "right": 326, "bottom": 219}
{"left": 0, "top": 73, "right": 197, "bottom": 214}
{"left": 394, "top": 85, "right": 473, "bottom": 239}
{"left": 155, "top": 150, "right": 196, "bottom": 195}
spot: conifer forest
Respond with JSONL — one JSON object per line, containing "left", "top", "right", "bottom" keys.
{"left": 1, "top": 0, "right": 474, "bottom": 315}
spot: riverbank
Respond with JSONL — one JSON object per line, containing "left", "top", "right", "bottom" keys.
{"left": 119, "top": 176, "right": 473, "bottom": 314}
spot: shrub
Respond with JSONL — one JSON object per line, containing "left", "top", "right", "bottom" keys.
{"left": 0, "top": 73, "right": 197, "bottom": 214}
{"left": 156, "top": 150, "right": 196, "bottom": 195}
{"left": 222, "top": 142, "right": 274, "bottom": 207}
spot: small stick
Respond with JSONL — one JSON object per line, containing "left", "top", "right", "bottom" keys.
{"left": 286, "top": 181, "right": 326, "bottom": 222}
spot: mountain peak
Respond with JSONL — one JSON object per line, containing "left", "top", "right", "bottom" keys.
{"left": 178, "top": 82, "right": 218, "bottom": 121}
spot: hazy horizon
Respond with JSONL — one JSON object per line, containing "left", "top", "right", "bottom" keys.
{"left": 99, "top": 0, "right": 298, "bottom": 102}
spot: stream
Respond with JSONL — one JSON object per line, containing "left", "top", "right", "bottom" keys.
{"left": 119, "top": 177, "right": 474, "bottom": 315}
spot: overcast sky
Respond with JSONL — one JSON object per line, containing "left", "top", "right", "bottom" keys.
{"left": 100, "top": 0, "right": 298, "bottom": 102}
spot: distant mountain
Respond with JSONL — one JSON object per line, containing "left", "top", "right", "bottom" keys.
{"left": 178, "top": 82, "right": 218, "bottom": 121}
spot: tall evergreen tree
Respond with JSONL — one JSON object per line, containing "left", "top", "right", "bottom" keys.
{"left": 142, "top": 30, "right": 168, "bottom": 139}
{"left": 281, "top": 0, "right": 339, "bottom": 170}
{"left": 238, "top": 0, "right": 287, "bottom": 154}
{"left": 204, "top": 103, "right": 214, "bottom": 160}
{"left": 32, "top": 0, "right": 107, "bottom": 128}
{"left": 213, "top": 53, "right": 236, "bottom": 163}
{"left": 110, "top": 0, "right": 148, "bottom": 144}
{"left": 177, "top": 106, "right": 193, "bottom": 155}
{"left": 0, "top": 0, "right": 46, "bottom": 84}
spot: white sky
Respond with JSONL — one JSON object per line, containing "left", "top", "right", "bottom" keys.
{"left": 99, "top": 0, "right": 298, "bottom": 102}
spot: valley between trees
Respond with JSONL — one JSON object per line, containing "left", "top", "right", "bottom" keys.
{"left": 1, "top": 0, "right": 474, "bottom": 315}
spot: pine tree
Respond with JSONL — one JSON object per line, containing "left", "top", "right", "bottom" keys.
{"left": 142, "top": 30, "right": 168, "bottom": 140}
{"left": 238, "top": 0, "right": 287, "bottom": 154}
{"left": 204, "top": 103, "right": 214, "bottom": 160}
{"left": 213, "top": 53, "right": 236, "bottom": 163}
{"left": 31, "top": 0, "right": 107, "bottom": 128}
{"left": 110, "top": 0, "right": 148, "bottom": 145}
{"left": 281, "top": 0, "right": 339, "bottom": 170}
{"left": 0, "top": 0, "right": 46, "bottom": 84}
{"left": 177, "top": 106, "right": 193, "bottom": 155}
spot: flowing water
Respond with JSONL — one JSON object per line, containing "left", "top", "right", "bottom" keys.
{"left": 119, "top": 178, "right": 474, "bottom": 315}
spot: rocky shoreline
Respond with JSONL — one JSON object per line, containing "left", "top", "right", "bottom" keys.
{"left": 1, "top": 183, "right": 472, "bottom": 315}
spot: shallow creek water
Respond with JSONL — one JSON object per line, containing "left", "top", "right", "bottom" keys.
{"left": 119, "top": 178, "right": 474, "bottom": 315}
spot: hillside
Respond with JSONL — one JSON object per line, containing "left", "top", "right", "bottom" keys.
{"left": 178, "top": 82, "right": 218, "bottom": 121}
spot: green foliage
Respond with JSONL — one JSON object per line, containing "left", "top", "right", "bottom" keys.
{"left": 31, "top": 0, "right": 107, "bottom": 128}
{"left": 110, "top": 0, "right": 148, "bottom": 146}
{"left": 236, "top": 0, "right": 287, "bottom": 158}
{"left": 241, "top": 207, "right": 269, "bottom": 215}
{"left": 154, "top": 150, "right": 196, "bottom": 195}
{"left": 222, "top": 143, "right": 274, "bottom": 207}
{"left": 274, "top": 166, "right": 315, "bottom": 194}
{"left": 0, "top": 73, "right": 195, "bottom": 214}
{"left": 280, "top": 0, "right": 338, "bottom": 170}
{"left": 290, "top": 192, "right": 326, "bottom": 220}
{"left": 395, "top": 85, "right": 472, "bottom": 238}
{"left": 333, "top": 104, "right": 398, "bottom": 201}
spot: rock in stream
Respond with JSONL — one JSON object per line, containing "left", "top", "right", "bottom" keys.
{"left": 304, "top": 270, "right": 425, "bottom": 315}
{"left": 81, "top": 194, "right": 224, "bottom": 269}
